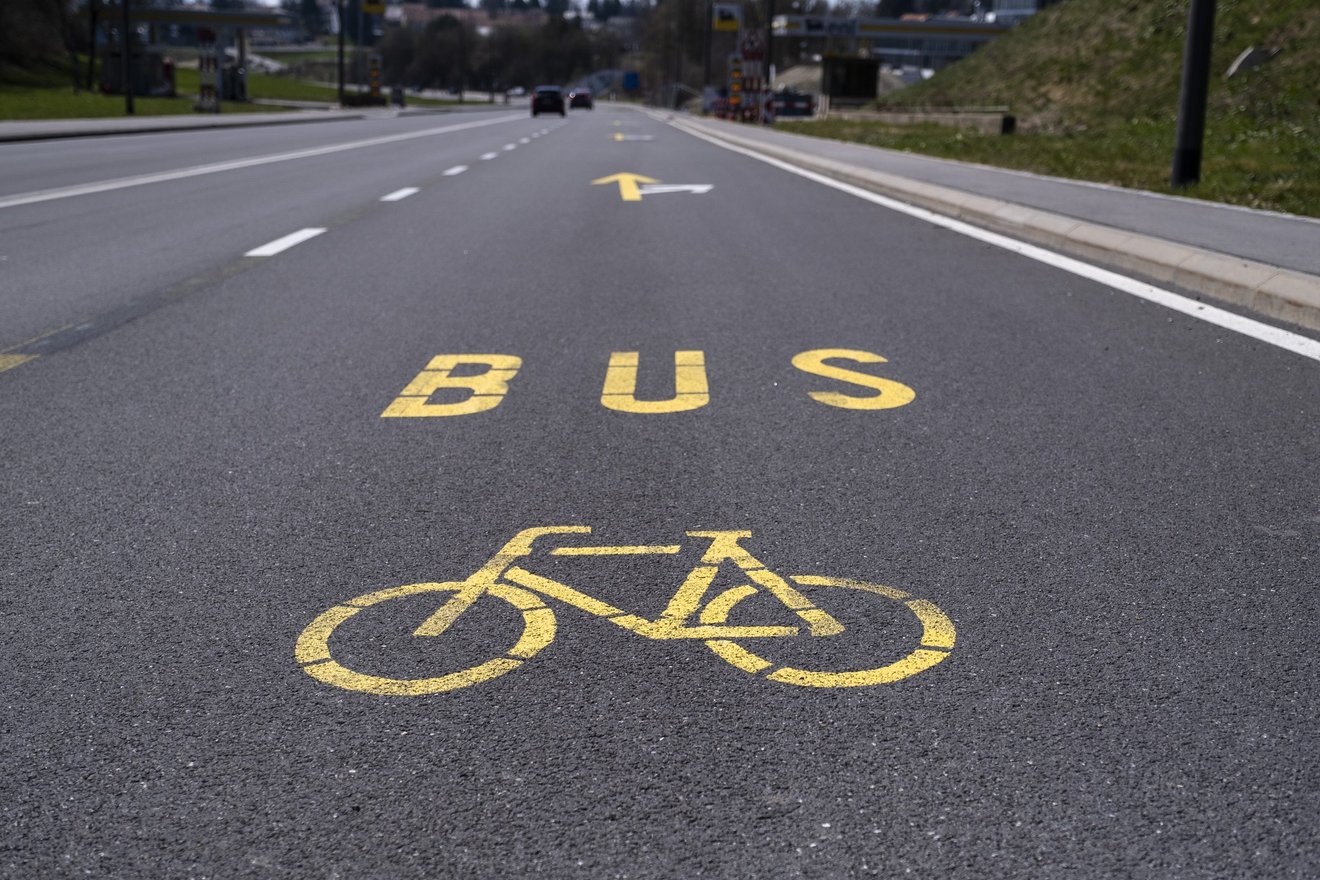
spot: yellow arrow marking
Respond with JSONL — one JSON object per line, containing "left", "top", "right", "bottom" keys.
{"left": 613, "top": 132, "right": 624, "bottom": 141}
{"left": 592, "top": 172, "right": 660, "bottom": 202}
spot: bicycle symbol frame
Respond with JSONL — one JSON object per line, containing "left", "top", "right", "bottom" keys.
{"left": 296, "top": 527, "right": 956, "bottom": 695}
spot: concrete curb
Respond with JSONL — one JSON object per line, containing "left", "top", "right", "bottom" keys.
{"left": 0, "top": 102, "right": 520, "bottom": 144}
{"left": 671, "top": 115, "right": 1320, "bottom": 332}
{"left": 0, "top": 111, "right": 370, "bottom": 143}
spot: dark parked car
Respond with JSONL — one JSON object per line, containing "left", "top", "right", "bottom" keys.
{"left": 568, "top": 87, "right": 593, "bottom": 110}
{"left": 769, "top": 90, "right": 816, "bottom": 117}
{"left": 531, "top": 86, "right": 566, "bottom": 117}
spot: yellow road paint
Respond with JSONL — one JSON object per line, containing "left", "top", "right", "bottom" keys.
{"left": 592, "top": 172, "right": 659, "bottom": 202}
{"left": 381, "top": 354, "right": 521, "bottom": 417}
{"left": 298, "top": 526, "right": 955, "bottom": 696}
{"left": 700, "top": 573, "right": 955, "bottom": 688}
{"left": 791, "top": 348, "right": 916, "bottom": 410}
{"left": 601, "top": 350, "right": 709, "bottom": 413}
{"left": 381, "top": 348, "right": 918, "bottom": 415}
{"left": 296, "top": 581, "right": 554, "bottom": 696}
{"left": 766, "top": 650, "right": 951, "bottom": 688}
{"left": 0, "top": 354, "right": 37, "bottom": 373}
{"left": 551, "top": 545, "right": 681, "bottom": 556}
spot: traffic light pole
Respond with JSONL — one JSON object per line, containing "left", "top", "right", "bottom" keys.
{"left": 336, "top": 0, "right": 345, "bottom": 105}
{"left": 121, "top": 0, "right": 134, "bottom": 114}
{"left": 1171, "top": 0, "right": 1216, "bottom": 187}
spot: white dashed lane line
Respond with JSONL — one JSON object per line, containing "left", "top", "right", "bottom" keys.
{"left": 246, "top": 129, "right": 550, "bottom": 260}
{"left": 380, "top": 187, "right": 420, "bottom": 202}
{"left": 244, "top": 228, "right": 326, "bottom": 257}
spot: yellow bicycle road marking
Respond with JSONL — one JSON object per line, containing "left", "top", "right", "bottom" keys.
{"left": 702, "top": 575, "right": 956, "bottom": 688}
{"left": 551, "top": 545, "right": 681, "bottom": 556}
{"left": 297, "top": 581, "right": 557, "bottom": 696}
{"left": 295, "top": 527, "right": 957, "bottom": 696}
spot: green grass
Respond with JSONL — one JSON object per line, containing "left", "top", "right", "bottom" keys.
{"left": 0, "top": 82, "right": 286, "bottom": 118}
{"left": 0, "top": 62, "right": 458, "bottom": 120}
{"left": 780, "top": 117, "right": 1320, "bottom": 217}
{"left": 780, "top": 0, "right": 1320, "bottom": 217}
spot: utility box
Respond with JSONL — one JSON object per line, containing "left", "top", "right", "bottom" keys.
{"left": 822, "top": 56, "right": 879, "bottom": 107}
{"left": 101, "top": 47, "right": 177, "bottom": 97}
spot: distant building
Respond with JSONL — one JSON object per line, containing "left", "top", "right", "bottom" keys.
{"left": 989, "top": 0, "right": 1060, "bottom": 27}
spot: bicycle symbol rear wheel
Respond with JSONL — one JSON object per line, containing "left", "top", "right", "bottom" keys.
{"left": 295, "top": 581, "right": 556, "bottom": 696}
{"left": 700, "top": 575, "right": 956, "bottom": 688}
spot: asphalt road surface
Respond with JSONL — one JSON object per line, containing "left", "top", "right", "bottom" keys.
{"left": 2, "top": 107, "right": 1317, "bottom": 879}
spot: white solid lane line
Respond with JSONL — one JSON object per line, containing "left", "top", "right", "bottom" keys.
{"left": 380, "top": 187, "right": 420, "bottom": 202}
{"left": 443, "top": 165, "right": 468, "bottom": 176}
{"left": 0, "top": 114, "right": 526, "bottom": 211}
{"left": 480, "top": 152, "right": 499, "bottom": 160}
{"left": 244, "top": 228, "right": 327, "bottom": 257}
{"left": 677, "top": 123, "right": 1320, "bottom": 363}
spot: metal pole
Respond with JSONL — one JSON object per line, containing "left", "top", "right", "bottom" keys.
{"left": 120, "top": 0, "right": 134, "bottom": 114}
{"left": 337, "top": 0, "right": 345, "bottom": 105}
{"left": 1171, "top": 0, "right": 1216, "bottom": 187}
{"left": 88, "top": 0, "right": 99, "bottom": 93}
{"left": 357, "top": 0, "right": 365, "bottom": 91}
{"left": 702, "top": 0, "right": 711, "bottom": 91}
{"left": 765, "top": 0, "right": 774, "bottom": 88}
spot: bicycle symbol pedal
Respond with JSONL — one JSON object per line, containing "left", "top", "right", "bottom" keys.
{"left": 295, "top": 527, "right": 956, "bottom": 696}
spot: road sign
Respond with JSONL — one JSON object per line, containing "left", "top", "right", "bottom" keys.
{"left": 741, "top": 32, "right": 765, "bottom": 61}
{"left": 713, "top": 3, "right": 741, "bottom": 32}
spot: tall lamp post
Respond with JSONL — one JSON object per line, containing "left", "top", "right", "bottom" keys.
{"left": 337, "top": 0, "right": 345, "bottom": 105}
{"left": 1171, "top": 0, "right": 1216, "bottom": 187}
{"left": 120, "top": 0, "right": 134, "bottom": 114}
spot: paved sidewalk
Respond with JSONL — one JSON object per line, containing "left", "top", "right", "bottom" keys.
{"left": 663, "top": 112, "right": 1320, "bottom": 332}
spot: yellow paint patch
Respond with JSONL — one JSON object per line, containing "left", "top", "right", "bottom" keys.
{"left": 551, "top": 545, "right": 681, "bottom": 556}
{"left": 381, "top": 354, "right": 521, "bottom": 417}
{"left": 601, "top": 351, "right": 709, "bottom": 413}
{"left": 0, "top": 354, "right": 37, "bottom": 373}
{"left": 296, "top": 581, "right": 554, "bottom": 696}
{"left": 791, "top": 348, "right": 916, "bottom": 410}
{"left": 591, "top": 172, "right": 659, "bottom": 202}
{"left": 699, "top": 573, "right": 955, "bottom": 688}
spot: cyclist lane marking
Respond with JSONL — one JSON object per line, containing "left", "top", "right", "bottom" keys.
{"left": 295, "top": 527, "right": 956, "bottom": 697}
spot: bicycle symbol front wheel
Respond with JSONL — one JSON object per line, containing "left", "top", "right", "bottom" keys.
{"left": 700, "top": 575, "right": 956, "bottom": 688}
{"left": 295, "top": 581, "right": 556, "bottom": 696}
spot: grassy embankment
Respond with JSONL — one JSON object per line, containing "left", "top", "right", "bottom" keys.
{"left": 0, "top": 54, "right": 452, "bottom": 119}
{"left": 779, "top": 0, "right": 1320, "bottom": 217}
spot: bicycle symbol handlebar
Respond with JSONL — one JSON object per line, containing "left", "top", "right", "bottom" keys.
{"left": 296, "top": 527, "right": 956, "bottom": 696}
